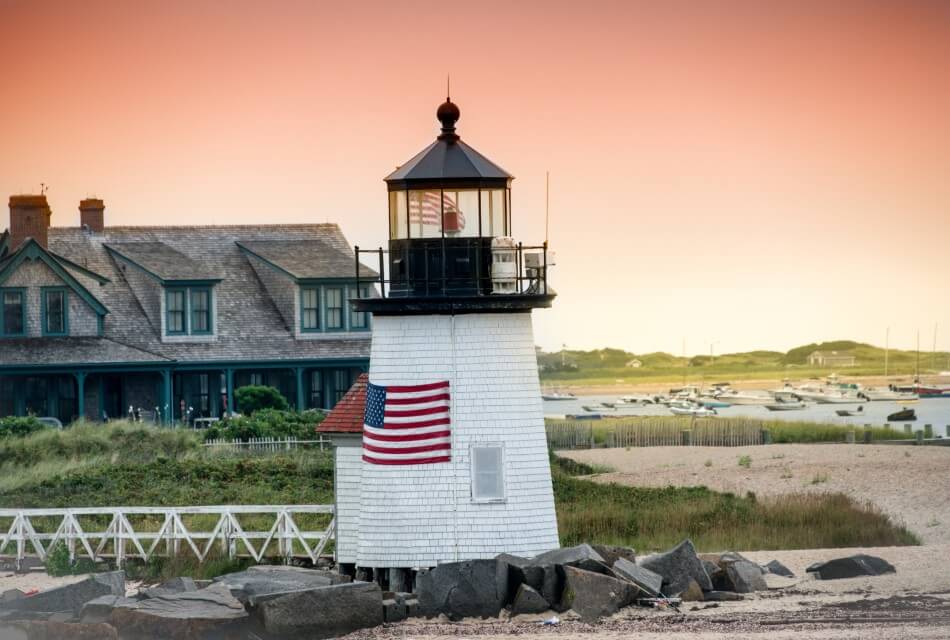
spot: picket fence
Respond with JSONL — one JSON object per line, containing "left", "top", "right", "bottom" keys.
{"left": 0, "top": 505, "right": 334, "bottom": 570}
{"left": 547, "top": 417, "right": 766, "bottom": 450}
{"left": 202, "top": 436, "right": 332, "bottom": 452}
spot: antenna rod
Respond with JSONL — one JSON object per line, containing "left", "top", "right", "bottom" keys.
{"left": 545, "top": 171, "right": 550, "bottom": 244}
{"left": 447, "top": 74, "right": 450, "bottom": 99}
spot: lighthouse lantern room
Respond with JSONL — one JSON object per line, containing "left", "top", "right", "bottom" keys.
{"left": 343, "top": 96, "right": 559, "bottom": 575}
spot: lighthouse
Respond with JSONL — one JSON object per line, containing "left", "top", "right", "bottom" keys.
{"left": 333, "top": 96, "right": 560, "bottom": 578}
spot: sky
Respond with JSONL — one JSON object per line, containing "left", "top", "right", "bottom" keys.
{"left": 1, "top": 0, "right": 948, "bottom": 356}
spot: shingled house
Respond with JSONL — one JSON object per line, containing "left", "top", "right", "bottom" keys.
{"left": 0, "top": 194, "right": 373, "bottom": 424}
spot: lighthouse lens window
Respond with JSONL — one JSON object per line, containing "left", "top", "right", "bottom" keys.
{"left": 480, "top": 190, "right": 507, "bottom": 237}
{"left": 390, "top": 191, "right": 408, "bottom": 239}
{"left": 440, "top": 189, "right": 479, "bottom": 237}
{"left": 472, "top": 445, "right": 505, "bottom": 501}
{"left": 408, "top": 190, "right": 445, "bottom": 238}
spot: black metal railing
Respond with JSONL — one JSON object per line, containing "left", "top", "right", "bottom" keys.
{"left": 354, "top": 241, "right": 549, "bottom": 299}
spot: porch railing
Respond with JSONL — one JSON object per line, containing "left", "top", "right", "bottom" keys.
{"left": 0, "top": 505, "right": 334, "bottom": 570}
{"left": 202, "top": 436, "right": 332, "bottom": 452}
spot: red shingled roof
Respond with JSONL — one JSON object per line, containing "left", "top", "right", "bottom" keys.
{"left": 317, "top": 373, "right": 367, "bottom": 433}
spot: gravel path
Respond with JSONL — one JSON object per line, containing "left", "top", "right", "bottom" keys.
{"left": 563, "top": 444, "right": 950, "bottom": 545}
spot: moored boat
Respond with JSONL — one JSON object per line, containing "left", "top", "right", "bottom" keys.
{"left": 669, "top": 402, "right": 717, "bottom": 417}
{"left": 765, "top": 401, "right": 807, "bottom": 411}
{"left": 835, "top": 406, "right": 864, "bottom": 417}
{"left": 886, "top": 408, "right": 917, "bottom": 421}
{"left": 542, "top": 390, "right": 577, "bottom": 401}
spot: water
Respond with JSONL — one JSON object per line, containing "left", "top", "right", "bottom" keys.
{"left": 543, "top": 395, "right": 950, "bottom": 432}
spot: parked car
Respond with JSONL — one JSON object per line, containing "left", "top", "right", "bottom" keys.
{"left": 36, "top": 417, "right": 63, "bottom": 429}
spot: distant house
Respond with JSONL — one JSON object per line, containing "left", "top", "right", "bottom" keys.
{"left": 625, "top": 358, "right": 642, "bottom": 368}
{"left": 0, "top": 194, "right": 373, "bottom": 424}
{"left": 807, "top": 350, "right": 856, "bottom": 368}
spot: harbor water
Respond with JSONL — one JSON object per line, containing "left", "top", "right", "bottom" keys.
{"left": 544, "top": 395, "right": 950, "bottom": 432}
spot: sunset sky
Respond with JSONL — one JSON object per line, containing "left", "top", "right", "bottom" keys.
{"left": 2, "top": 0, "right": 948, "bottom": 355}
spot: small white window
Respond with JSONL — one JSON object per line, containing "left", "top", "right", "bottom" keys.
{"left": 471, "top": 444, "right": 505, "bottom": 502}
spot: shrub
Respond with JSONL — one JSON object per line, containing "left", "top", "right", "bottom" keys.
{"left": 44, "top": 542, "right": 97, "bottom": 577}
{"left": 234, "top": 386, "right": 289, "bottom": 415}
{"left": 204, "top": 409, "right": 325, "bottom": 442}
{"left": 0, "top": 416, "right": 46, "bottom": 439}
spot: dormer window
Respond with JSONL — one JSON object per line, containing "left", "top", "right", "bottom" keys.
{"left": 325, "top": 288, "right": 344, "bottom": 330}
{"left": 42, "top": 288, "right": 69, "bottom": 336}
{"left": 165, "top": 285, "right": 214, "bottom": 336}
{"left": 301, "top": 287, "right": 320, "bottom": 332}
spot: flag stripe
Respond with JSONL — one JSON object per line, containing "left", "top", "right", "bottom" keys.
{"left": 363, "top": 429, "right": 452, "bottom": 442}
{"left": 363, "top": 455, "right": 451, "bottom": 466}
{"left": 387, "top": 381, "right": 450, "bottom": 393}
{"left": 363, "top": 441, "right": 451, "bottom": 454}
{"left": 385, "top": 406, "right": 449, "bottom": 418}
{"left": 385, "top": 393, "right": 450, "bottom": 405}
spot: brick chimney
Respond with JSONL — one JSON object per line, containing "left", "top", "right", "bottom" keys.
{"left": 9, "top": 195, "right": 52, "bottom": 250}
{"left": 79, "top": 198, "right": 105, "bottom": 233}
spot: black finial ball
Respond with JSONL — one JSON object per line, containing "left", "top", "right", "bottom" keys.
{"left": 437, "top": 99, "right": 460, "bottom": 129}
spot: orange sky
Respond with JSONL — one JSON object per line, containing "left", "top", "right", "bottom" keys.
{"left": 2, "top": 0, "right": 948, "bottom": 355}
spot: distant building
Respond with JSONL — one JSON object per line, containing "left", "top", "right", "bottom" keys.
{"left": 625, "top": 358, "right": 642, "bottom": 368}
{"left": 807, "top": 350, "right": 856, "bottom": 368}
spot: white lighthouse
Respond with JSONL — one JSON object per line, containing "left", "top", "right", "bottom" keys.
{"left": 331, "top": 96, "right": 559, "bottom": 577}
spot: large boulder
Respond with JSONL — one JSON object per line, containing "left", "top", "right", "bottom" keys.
{"left": 558, "top": 566, "right": 638, "bottom": 621}
{"left": 140, "top": 577, "right": 197, "bottom": 600}
{"left": 638, "top": 540, "right": 712, "bottom": 596}
{"left": 253, "top": 581, "right": 383, "bottom": 639}
{"left": 703, "top": 590, "right": 744, "bottom": 602}
{"left": 533, "top": 544, "right": 605, "bottom": 566}
{"left": 79, "top": 595, "right": 136, "bottom": 624}
{"left": 510, "top": 584, "right": 550, "bottom": 615}
{"left": 213, "top": 565, "right": 348, "bottom": 604}
{"left": 612, "top": 558, "right": 663, "bottom": 597}
{"left": 416, "top": 559, "right": 509, "bottom": 620}
{"left": 722, "top": 561, "right": 768, "bottom": 593}
{"left": 0, "top": 620, "right": 119, "bottom": 639}
{"left": 806, "top": 555, "right": 896, "bottom": 580}
{"left": 496, "top": 554, "right": 559, "bottom": 607}
{"left": 2, "top": 572, "right": 125, "bottom": 617}
{"left": 110, "top": 583, "right": 248, "bottom": 640}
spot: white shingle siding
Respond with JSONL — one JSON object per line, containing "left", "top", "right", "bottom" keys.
{"left": 354, "top": 313, "right": 559, "bottom": 568}
{"left": 332, "top": 437, "right": 363, "bottom": 564}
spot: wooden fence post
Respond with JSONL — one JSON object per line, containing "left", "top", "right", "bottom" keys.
{"left": 915, "top": 430, "right": 924, "bottom": 445}
{"left": 924, "top": 424, "right": 933, "bottom": 439}
{"left": 846, "top": 430, "right": 855, "bottom": 444}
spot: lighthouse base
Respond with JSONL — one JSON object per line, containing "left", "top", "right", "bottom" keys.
{"left": 345, "top": 312, "right": 559, "bottom": 569}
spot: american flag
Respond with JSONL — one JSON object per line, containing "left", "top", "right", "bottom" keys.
{"left": 409, "top": 192, "right": 466, "bottom": 231}
{"left": 362, "top": 380, "right": 452, "bottom": 465}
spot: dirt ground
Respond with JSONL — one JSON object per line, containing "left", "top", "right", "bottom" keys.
{"left": 565, "top": 444, "right": 950, "bottom": 545}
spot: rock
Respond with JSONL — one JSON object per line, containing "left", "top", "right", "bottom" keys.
{"left": 1, "top": 589, "right": 25, "bottom": 603}
{"left": 79, "top": 595, "right": 136, "bottom": 624}
{"left": 111, "top": 583, "right": 247, "bottom": 640}
{"left": 764, "top": 560, "right": 795, "bottom": 578}
{"left": 534, "top": 544, "right": 606, "bottom": 567}
{"left": 719, "top": 551, "right": 759, "bottom": 567}
{"left": 612, "top": 558, "right": 663, "bottom": 597}
{"left": 638, "top": 540, "right": 712, "bottom": 596}
{"left": 383, "top": 595, "right": 407, "bottom": 623}
{"left": 496, "top": 555, "right": 559, "bottom": 607}
{"left": 2, "top": 571, "right": 125, "bottom": 617}
{"left": 703, "top": 590, "right": 744, "bottom": 602}
{"left": 253, "top": 581, "right": 383, "bottom": 639}
{"left": 140, "top": 576, "right": 197, "bottom": 599}
{"left": 701, "top": 559, "right": 722, "bottom": 582}
{"left": 417, "top": 559, "right": 509, "bottom": 620}
{"left": 567, "top": 558, "right": 619, "bottom": 578}
{"left": 213, "top": 565, "right": 348, "bottom": 604}
{"left": 405, "top": 596, "right": 419, "bottom": 618}
{"left": 806, "top": 555, "right": 896, "bottom": 580}
{"left": 723, "top": 561, "right": 768, "bottom": 593}
{"left": 680, "top": 579, "right": 704, "bottom": 602}
{"left": 510, "top": 584, "right": 550, "bottom": 615}
{"left": 0, "top": 620, "right": 119, "bottom": 639}
{"left": 591, "top": 545, "right": 636, "bottom": 567}
{"left": 559, "top": 566, "right": 638, "bottom": 621}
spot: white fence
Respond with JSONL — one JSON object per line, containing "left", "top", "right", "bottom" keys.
{"left": 202, "top": 436, "right": 332, "bottom": 452}
{"left": 0, "top": 505, "right": 334, "bottom": 570}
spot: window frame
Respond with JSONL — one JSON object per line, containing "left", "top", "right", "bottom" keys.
{"left": 189, "top": 287, "right": 213, "bottom": 335}
{"left": 309, "top": 370, "right": 324, "bottom": 409}
{"left": 350, "top": 284, "right": 371, "bottom": 330}
{"left": 165, "top": 285, "right": 214, "bottom": 337}
{"left": 165, "top": 288, "right": 188, "bottom": 335}
{"left": 324, "top": 287, "right": 344, "bottom": 331}
{"left": 299, "top": 286, "right": 321, "bottom": 333}
{"left": 0, "top": 288, "right": 26, "bottom": 338}
{"left": 470, "top": 443, "right": 506, "bottom": 503}
{"left": 41, "top": 287, "right": 69, "bottom": 337}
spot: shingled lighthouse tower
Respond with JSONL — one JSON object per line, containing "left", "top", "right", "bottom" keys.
{"left": 347, "top": 96, "right": 559, "bottom": 574}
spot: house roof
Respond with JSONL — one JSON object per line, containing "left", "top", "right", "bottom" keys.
{"left": 0, "top": 337, "right": 170, "bottom": 366}
{"left": 317, "top": 373, "right": 367, "bottom": 433}
{"left": 237, "top": 240, "right": 378, "bottom": 281}
{"left": 105, "top": 242, "right": 221, "bottom": 282}
{"left": 0, "top": 224, "right": 371, "bottom": 368}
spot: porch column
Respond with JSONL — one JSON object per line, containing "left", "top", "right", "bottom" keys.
{"left": 225, "top": 369, "right": 235, "bottom": 416}
{"left": 295, "top": 367, "right": 306, "bottom": 412}
{"left": 75, "top": 372, "right": 86, "bottom": 422}
{"left": 161, "top": 369, "right": 173, "bottom": 425}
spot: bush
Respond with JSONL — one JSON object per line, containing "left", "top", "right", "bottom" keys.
{"left": 234, "top": 386, "right": 289, "bottom": 415}
{"left": 204, "top": 409, "right": 325, "bottom": 442}
{"left": 0, "top": 416, "right": 46, "bottom": 439}
{"left": 44, "top": 542, "right": 97, "bottom": 577}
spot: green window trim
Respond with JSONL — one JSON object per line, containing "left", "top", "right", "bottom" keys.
{"left": 41, "top": 287, "right": 69, "bottom": 336}
{"left": 300, "top": 286, "right": 321, "bottom": 332}
{"left": 165, "top": 286, "right": 214, "bottom": 336}
{"left": 0, "top": 288, "right": 26, "bottom": 338}
{"left": 350, "top": 284, "right": 371, "bottom": 331}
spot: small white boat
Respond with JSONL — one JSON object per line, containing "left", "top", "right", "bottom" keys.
{"left": 815, "top": 394, "right": 862, "bottom": 405}
{"left": 542, "top": 391, "right": 576, "bottom": 401}
{"left": 860, "top": 388, "right": 919, "bottom": 402}
{"left": 717, "top": 391, "right": 773, "bottom": 406}
{"left": 669, "top": 402, "right": 717, "bottom": 417}
{"left": 619, "top": 394, "right": 655, "bottom": 405}
{"left": 765, "top": 401, "right": 807, "bottom": 411}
